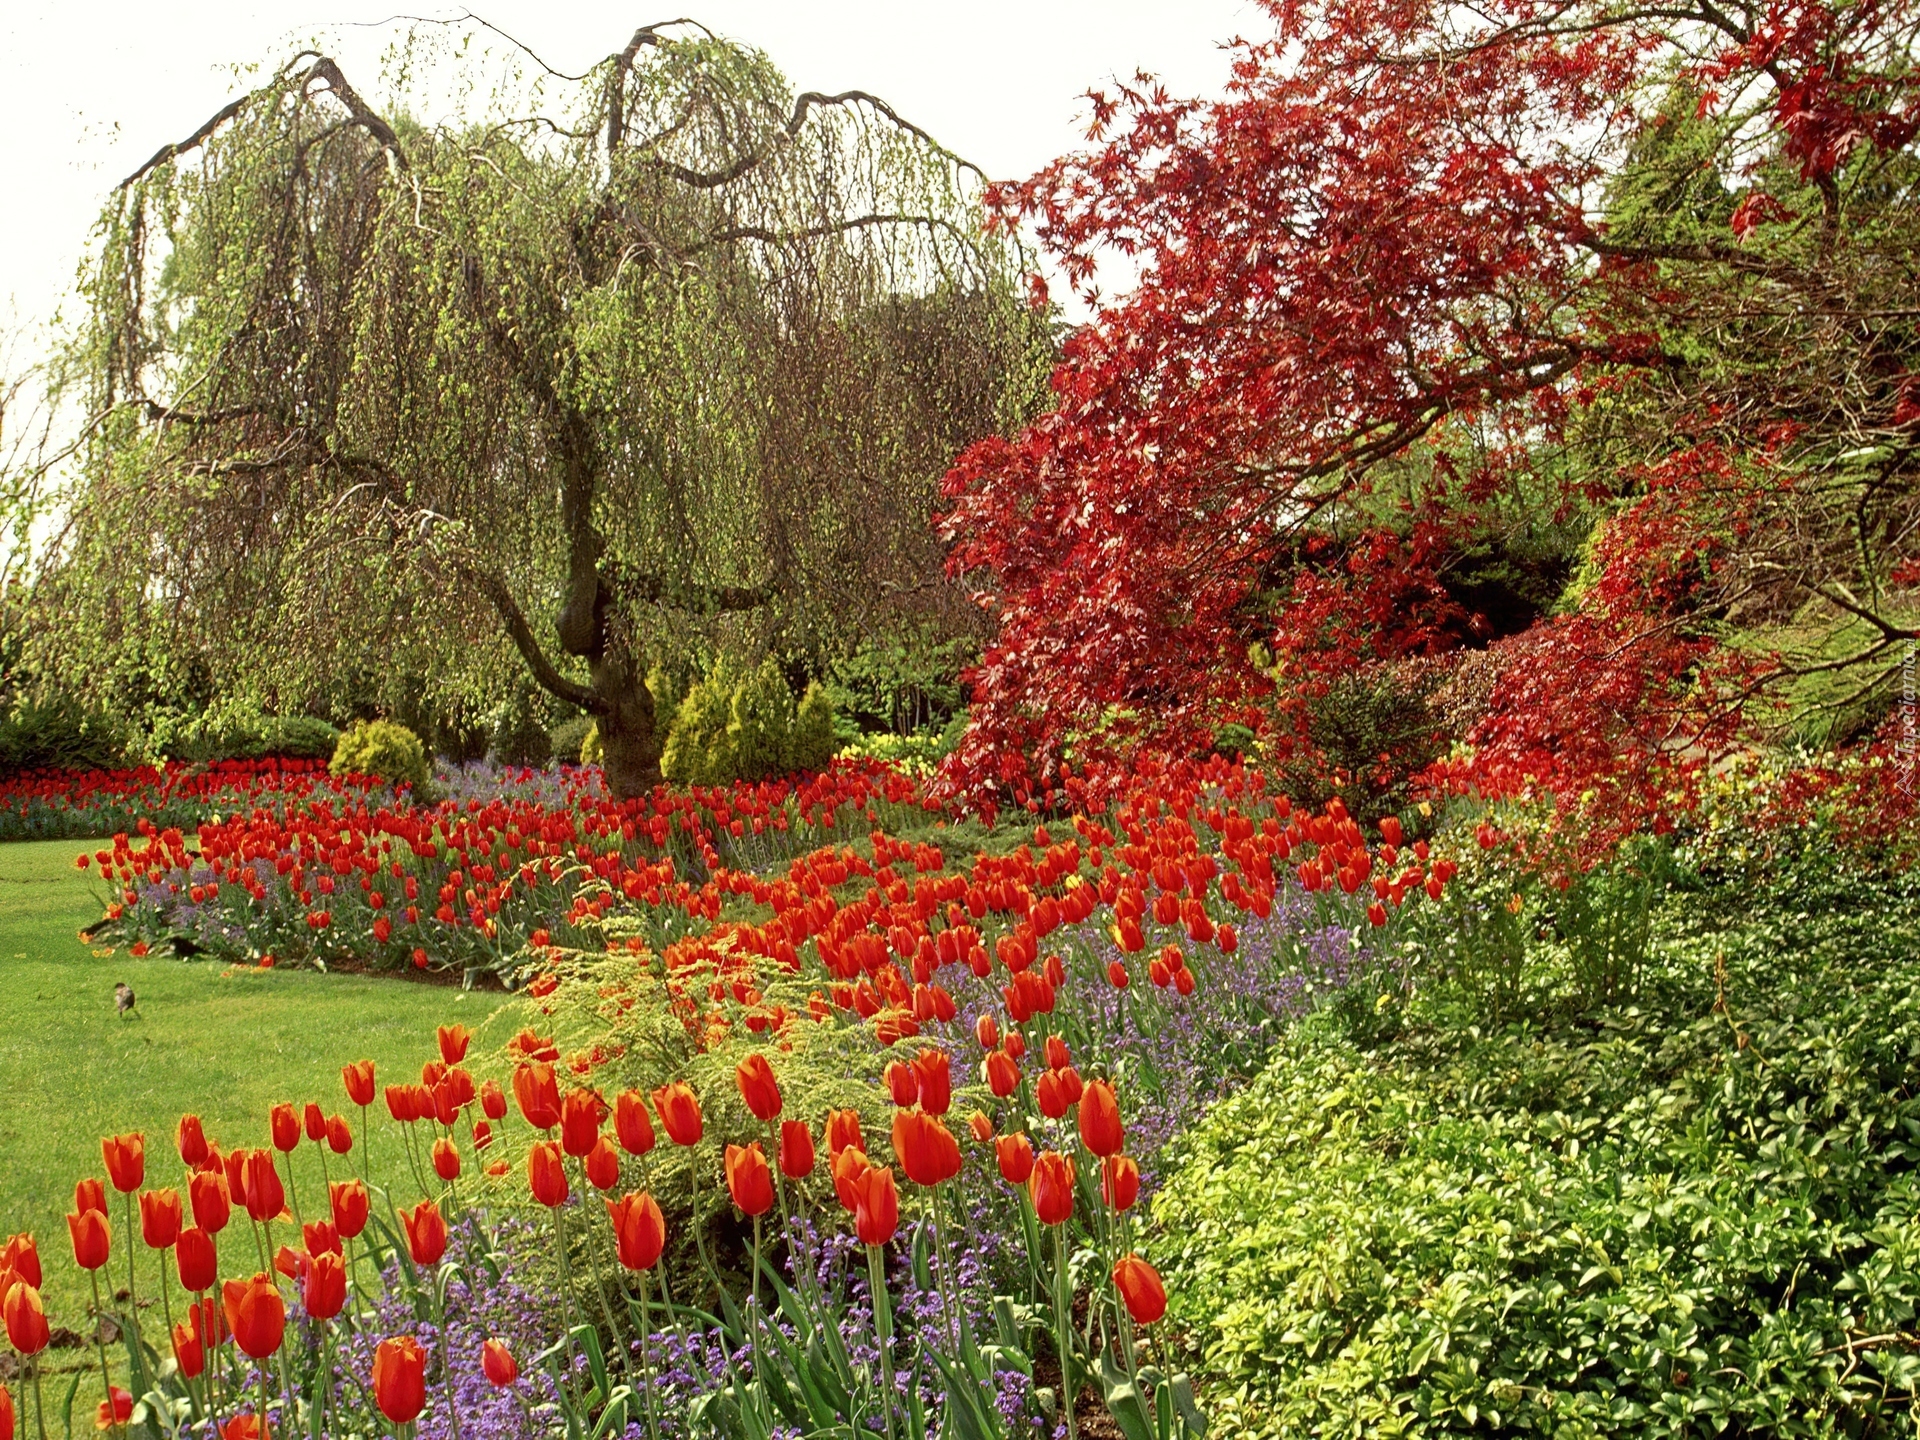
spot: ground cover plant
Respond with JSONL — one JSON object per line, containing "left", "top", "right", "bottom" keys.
{"left": 1152, "top": 818, "right": 1920, "bottom": 1437}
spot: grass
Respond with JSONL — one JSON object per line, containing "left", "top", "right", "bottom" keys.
{"left": 0, "top": 838, "right": 526, "bottom": 1339}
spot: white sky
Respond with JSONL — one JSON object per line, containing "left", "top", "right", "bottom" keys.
{"left": 0, "top": 1, "right": 1268, "bottom": 365}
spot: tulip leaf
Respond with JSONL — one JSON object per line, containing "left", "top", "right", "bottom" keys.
{"left": 1096, "top": 1352, "right": 1157, "bottom": 1440}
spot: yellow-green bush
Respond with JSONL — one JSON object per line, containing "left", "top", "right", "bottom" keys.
{"left": 329, "top": 718, "right": 432, "bottom": 792}
{"left": 659, "top": 661, "right": 836, "bottom": 785}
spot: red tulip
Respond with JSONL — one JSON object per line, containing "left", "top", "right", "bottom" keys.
{"left": 1058, "top": 1066, "right": 1084, "bottom": 1105}
{"left": 67, "top": 1209, "right": 110, "bottom": 1270}
{"left": 725, "top": 1143, "right": 775, "bottom": 1217}
{"left": 1106, "top": 961, "right": 1130, "bottom": 990}
{"left": 1, "top": 1234, "right": 40, "bottom": 1290}
{"left": 1044, "top": 1036, "right": 1071, "bottom": 1072}
{"left": 401, "top": 1199, "right": 447, "bottom": 1266}
{"left": 3, "top": 1282, "right": 49, "bottom": 1355}
{"left": 510, "top": 1063, "right": 557, "bottom": 1130}
{"left": 372, "top": 1335, "right": 427, "bottom": 1423}
{"left": 140, "top": 1189, "right": 183, "bottom": 1249}
{"left": 384, "top": 1085, "right": 416, "bottom": 1123}
{"left": 326, "top": 1114, "right": 353, "bottom": 1155}
{"left": 778, "top": 1120, "right": 816, "bottom": 1179}
{"left": 189, "top": 1171, "right": 230, "bottom": 1234}
{"left": 831, "top": 1145, "right": 872, "bottom": 1212}
{"left": 606, "top": 1191, "right": 665, "bottom": 1271}
{"left": 302, "top": 1103, "right": 327, "bottom": 1144}
{"left": 1035, "top": 1069, "right": 1070, "bottom": 1120}
{"left": 303, "top": 1250, "right": 347, "bottom": 1321}
{"left": 173, "top": 1225, "right": 216, "bottom": 1291}
{"left": 480, "top": 1079, "right": 508, "bottom": 1122}
{"left": 614, "top": 1091, "right": 655, "bottom": 1156}
{"left": 850, "top": 1164, "right": 899, "bottom": 1246}
{"left": 968, "top": 1111, "right": 994, "bottom": 1144}
{"left": 0, "top": 1381, "right": 12, "bottom": 1440}
{"left": 172, "top": 1317, "right": 206, "bottom": 1378}
{"left": 431, "top": 1138, "right": 461, "bottom": 1182}
{"left": 1111, "top": 1253, "right": 1167, "bottom": 1324}
{"left": 303, "top": 1219, "right": 341, "bottom": 1257}
{"left": 995, "top": 1133, "right": 1035, "bottom": 1185}
{"left": 102, "top": 1133, "right": 144, "bottom": 1193}
{"left": 528, "top": 1142, "right": 569, "bottom": 1207}
{"left": 824, "top": 1109, "right": 863, "bottom": 1159}
{"left": 437, "top": 1024, "right": 472, "bottom": 1065}
{"left": 1028, "top": 1150, "right": 1075, "bottom": 1225}
{"left": 241, "top": 1149, "right": 285, "bottom": 1223}
{"left": 1101, "top": 1154, "right": 1140, "bottom": 1212}
{"left": 269, "top": 1103, "right": 301, "bottom": 1153}
{"left": 1077, "top": 1080, "right": 1124, "bottom": 1158}
{"left": 909, "top": 1049, "right": 952, "bottom": 1116}
{"left": 95, "top": 1387, "right": 133, "bottom": 1431}
{"left": 585, "top": 1137, "right": 620, "bottom": 1192}
{"left": 481, "top": 1338, "right": 519, "bottom": 1387}
{"left": 223, "top": 1273, "right": 286, "bottom": 1358}
{"left": 735, "top": 1054, "right": 783, "bottom": 1121}
{"left": 1004, "top": 1031, "right": 1026, "bottom": 1061}
{"left": 983, "top": 1050, "right": 1020, "bottom": 1098}
{"left": 343, "top": 1060, "right": 376, "bottom": 1108}
{"left": 330, "top": 1180, "right": 369, "bottom": 1240}
{"left": 559, "top": 1088, "right": 604, "bottom": 1159}
{"left": 222, "top": 1414, "right": 263, "bottom": 1440}
{"left": 176, "top": 1114, "right": 210, "bottom": 1169}
{"left": 650, "top": 1082, "right": 702, "bottom": 1146}
{"left": 891, "top": 1110, "right": 961, "bottom": 1188}
{"left": 974, "top": 1014, "right": 1000, "bottom": 1050}
{"left": 883, "top": 1061, "right": 918, "bottom": 1108}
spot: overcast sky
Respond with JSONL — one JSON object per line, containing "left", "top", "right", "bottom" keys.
{"left": 0, "top": 1, "right": 1267, "bottom": 366}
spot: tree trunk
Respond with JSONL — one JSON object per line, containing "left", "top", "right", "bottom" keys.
{"left": 590, "top": 651, "right": 663, "bottom": 800}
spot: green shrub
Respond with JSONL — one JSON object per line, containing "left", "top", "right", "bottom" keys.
{"left": 157, "top": 711, "right": 340, "bottom": 763}
{"left": 792, "top": 682, "right": 838, "bottom": 773}
{"left": 330, "top": 719, "right": 433, "bottom": 793}
{"left": 660, "top": 662, "right": 838, "bottom": 785}
{"left": 728, "top": 658, "right": 799, "bottom": 780}
{"left": 0, "top": 696, "right": 129, "bottom": 774}
{"left": 835, "top": 712, "right": 964, "bottom": 775}
{"left": 1154, "top": 849, "right": 1920, "bottom": 1438}
{"left": 488, "top": 689, "right": 553, "bottom": 769}
{"left": 660, "top": 666, "right": 738, "bottom": 786}
{"left": 550, "top": 714, "right": 594, "bottom": 765}
{"left": 580, "top": 722, "right": 603, "bottom": 766}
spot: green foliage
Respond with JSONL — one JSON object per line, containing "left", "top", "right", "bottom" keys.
{"left": 0, "top": 695, "right": 129, "bottom": 774}
{"left": 1261, "top": 662, "right": 1447, "bottom": 822}
{"left": 487, "top": 688, "right": 553, "bottom": 770}
{"left": 550, "top": 714, "right": 594, "bottom": 766}
{"left": 329, "top": 719, "right": 432, "bottom": 792}
{"left": 661, "top": 667, "right": 739, "bottom": 786}
{"left": 1155, "top": 844, "right": 1920, "bottom": 1438}
{"left": 836, "top": 713, "right": 966, "bottom": 776}
{"left": 791, "top": 682, "right": 838, "bottom": 774}
{"left": 825, "top": 629, "right": 972, "bottom": 735}
{"left": 579, "top": 722, "right": 604, "bottom": 767}
{"left": 152, "top": 710, "right": 339, "bottom": 763}
{"left": 660, "top": 661, "right": 838, "bottom": 785}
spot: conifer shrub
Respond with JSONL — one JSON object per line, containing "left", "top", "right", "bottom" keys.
{"left": 330, "top": 719, "right": 433, "bottom": 793}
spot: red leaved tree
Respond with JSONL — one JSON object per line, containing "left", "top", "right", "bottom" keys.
{"left": 939, "top": 0, "right": 1920, "bottom": 824}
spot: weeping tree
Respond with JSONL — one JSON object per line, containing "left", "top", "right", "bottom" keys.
{"left": 36, "top": 21, "right": 1047, "bottom": 794}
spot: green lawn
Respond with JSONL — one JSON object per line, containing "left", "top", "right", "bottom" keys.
{"left": 0, "top": 838, "right": 525, "bottom": 1333}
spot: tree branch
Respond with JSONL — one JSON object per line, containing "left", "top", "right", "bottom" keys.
{"left": 457, "top": 563, "right": 609, "bottom": 713}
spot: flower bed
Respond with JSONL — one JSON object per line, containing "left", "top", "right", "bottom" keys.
{"left": 0, "top": 757, "right": 1457, "bottom": 1437}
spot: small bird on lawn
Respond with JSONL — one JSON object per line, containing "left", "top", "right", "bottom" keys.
{"left": 114, "top": 982, "right": 137, "bottom": 1019}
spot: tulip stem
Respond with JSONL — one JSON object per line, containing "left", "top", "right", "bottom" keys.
{"left": 431, "top": 1267, "right": 463, "bottom": 1440}
{"left": 569, "top": 1158, "right": 628, "bottom": 1370}
{"left": 31, "top": 1354, "right": 48, "bottom": 1440}
{"left": 1053, "top": 1227, "right": 1079, "bottom": 1440}
{"left": 120, "top": 1191, "right": 140, "bottom": 1334}
{"left": 864, "top": 1243, "right": 898, "bottom": 1440}
{"left": 279, "top": 1150, "right": 305, "bottom": 1231}
{"left": 634, "top": 1268, "right": 661, "bottom": 1440}
{"left": 87, "top": 1269, "right": 118, "bottom": 1438}
{"left": 257, "top": 1358, "right": 272, "bottom": 1440}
